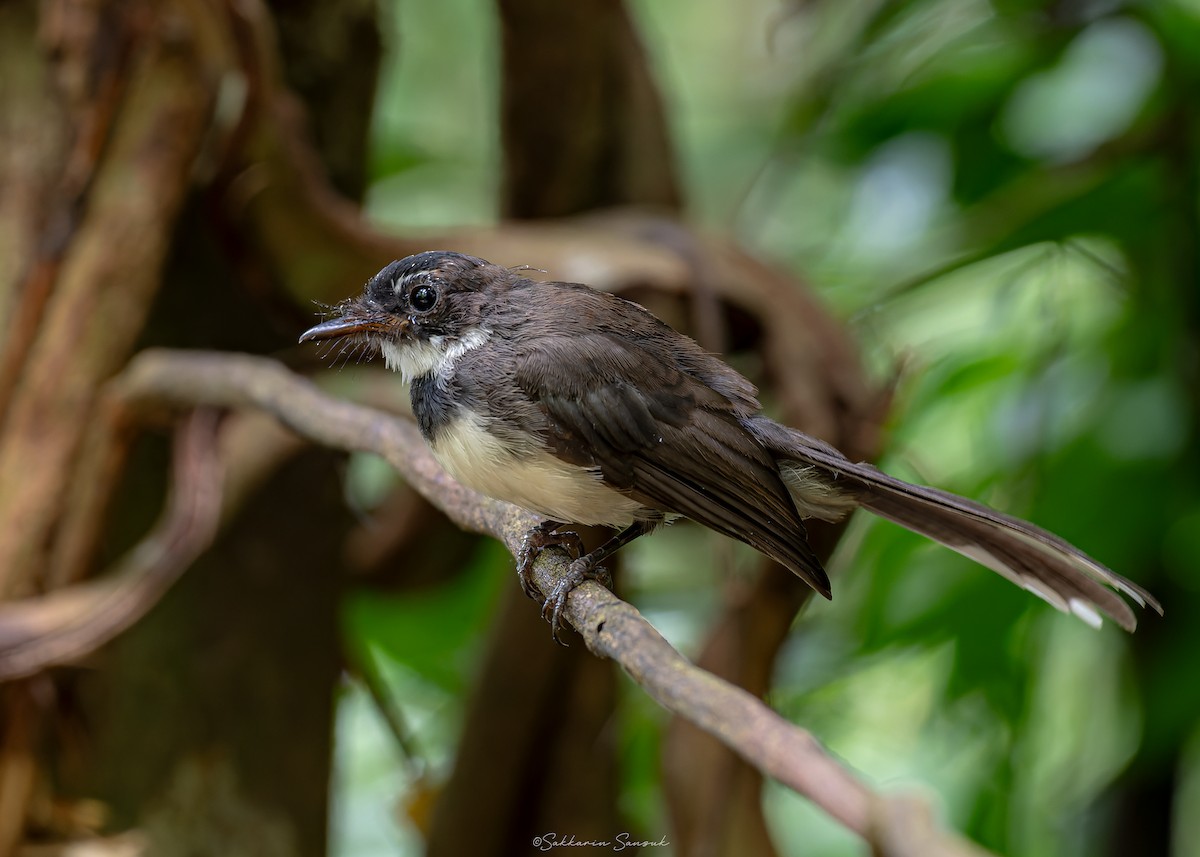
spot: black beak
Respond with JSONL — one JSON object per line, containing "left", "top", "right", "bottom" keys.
{"left": 298, "top": 299, "right": 398, "bottom": 344}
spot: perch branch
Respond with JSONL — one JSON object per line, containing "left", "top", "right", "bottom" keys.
{"left": 0, "top": 348, "right": 993, "bottom": 855}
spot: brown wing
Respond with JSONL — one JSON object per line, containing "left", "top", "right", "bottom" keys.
{"left": 513, "top": 332, "right": 831, "bottom": 597}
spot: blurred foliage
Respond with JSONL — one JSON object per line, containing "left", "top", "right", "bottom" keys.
{"left": 335, "top": 1, "right": 1200, "bottom": 855}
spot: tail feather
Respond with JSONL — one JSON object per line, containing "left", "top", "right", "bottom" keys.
{"left": 747, "top": 418, "right": 1162, "bottom": 631}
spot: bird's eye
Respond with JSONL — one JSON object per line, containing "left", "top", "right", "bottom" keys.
{"left": 409, "top": 284, "right": 438, "bottom": 313}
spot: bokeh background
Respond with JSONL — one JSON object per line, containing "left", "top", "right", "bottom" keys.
{"left": 1, "top": 1, "right": 1197, "bottom": 856}
{"left": 341, "top": 2, "right": 1196, "bottom": 855}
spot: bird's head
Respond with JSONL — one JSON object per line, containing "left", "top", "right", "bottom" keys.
{"left": 300, "top": 251, "right": 505, "bottom": 380}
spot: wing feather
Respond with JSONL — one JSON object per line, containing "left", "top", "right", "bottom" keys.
{"left": 515, "top": 334, "right": 830, "bottom": 595}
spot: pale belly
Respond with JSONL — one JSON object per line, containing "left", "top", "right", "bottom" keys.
{"left": 429, "top": 412, "right": 647, "bottom": 527}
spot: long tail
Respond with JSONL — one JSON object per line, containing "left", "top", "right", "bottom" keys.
{"left": 746, "top": 417, "right": 1162, "bottom": 631}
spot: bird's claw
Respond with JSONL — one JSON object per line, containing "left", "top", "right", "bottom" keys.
{"left": 516, "top": 521, "right": 584, "bottom": 601}
{"left": 539, "top": 557, "right": 612, "bottom": 646}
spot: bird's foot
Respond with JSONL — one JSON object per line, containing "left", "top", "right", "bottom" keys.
{"left": 540, "top": 555, "right": 612, "bottom": 646}
{"left": 516, "top": 519, "right": 584, "bottom": 601}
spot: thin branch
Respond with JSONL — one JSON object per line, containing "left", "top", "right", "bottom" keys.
{"left": 346, "top": 645, "right": 426, "bottom": 778}
{"left": 30, "top": 348, "right": 990, "bottom": 856}
{"left": 0, "top": 410, "right": 224, "bottom": 681}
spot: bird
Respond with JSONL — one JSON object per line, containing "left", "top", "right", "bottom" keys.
{"left": 300, "top": 250, "right": 1160, "bottom": 641}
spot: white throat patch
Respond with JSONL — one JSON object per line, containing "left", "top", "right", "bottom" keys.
{"left": 379, "top": 327, "right": 490, "bottom": 383}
